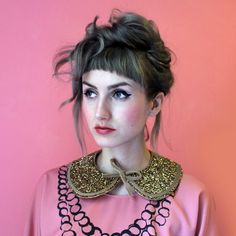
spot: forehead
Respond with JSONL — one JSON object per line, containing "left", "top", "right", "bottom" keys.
{"left": 82, "top": 70, "right": 141, "bottom": 88}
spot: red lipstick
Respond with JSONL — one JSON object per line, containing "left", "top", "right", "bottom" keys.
{"left": 95, "top": 126, "right": 116, "bottom": 135}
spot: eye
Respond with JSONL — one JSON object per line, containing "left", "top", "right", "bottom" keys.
{"left": 83, "top": 89, "right": 97, "bottom": 99}
{"left": 112, "top": 89, "right": 131, "bottom": 100}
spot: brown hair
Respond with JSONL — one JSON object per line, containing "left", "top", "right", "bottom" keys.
{"left": 53, "top": 9, "right": 174, "bottom": 152}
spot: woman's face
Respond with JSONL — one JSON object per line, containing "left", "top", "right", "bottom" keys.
{"left": 82, "top": 70, "right": 153, "bottom": 149}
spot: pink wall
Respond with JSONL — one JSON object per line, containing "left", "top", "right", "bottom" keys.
{"left": 1, "top": 0, "right": 235, "bottom": 235}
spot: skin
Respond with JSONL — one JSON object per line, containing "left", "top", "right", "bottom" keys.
{"left": 82, "top": 70, "right": 164, "bottom": 195}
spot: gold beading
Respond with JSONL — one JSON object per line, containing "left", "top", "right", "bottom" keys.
{"left": 67, "top": 150, "right": 183, "bottom": 200}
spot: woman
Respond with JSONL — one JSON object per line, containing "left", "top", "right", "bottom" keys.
{"left": 24, "top": 9, "right": 219, "bottom": 236}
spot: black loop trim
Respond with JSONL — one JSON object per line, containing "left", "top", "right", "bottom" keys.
{"left": 57, "top": 165, "right": 172, "bottom": 235}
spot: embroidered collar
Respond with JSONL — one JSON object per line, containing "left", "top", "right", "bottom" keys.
{"left": 67, "top": 150, "right": 183, "bottom": 200}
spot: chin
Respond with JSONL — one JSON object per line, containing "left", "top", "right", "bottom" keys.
{"left": 93, "top": 138, "right": 123, "bottom": 148}
{"left": 95, "top": 141, "right": 119, "bottom": 149}
{"left": 95, "top": 138, "right": 135, "bottom": 149}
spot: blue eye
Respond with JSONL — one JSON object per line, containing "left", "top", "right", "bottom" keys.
{"left": 83, "top": 89, "right": 97, "bottom": 98}
{"left": 112, "top": 89, "right": 131, "bottom": 100}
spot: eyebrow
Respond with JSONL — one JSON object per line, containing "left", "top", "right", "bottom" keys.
{"left": 82, "top": 81, "right": 132, "bottom": 90}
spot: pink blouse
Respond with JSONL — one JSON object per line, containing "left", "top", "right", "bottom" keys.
{"left": 24, "top": 165, "right": 219, "bottom": 236}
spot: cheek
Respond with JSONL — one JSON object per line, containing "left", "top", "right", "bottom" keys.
{"left": 82, "top": 102, "right": 93, "bottom": 121}
{"left": 121, "top": 104, "right": 147, "bottom": 126}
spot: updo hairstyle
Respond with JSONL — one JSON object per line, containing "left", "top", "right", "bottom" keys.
{"left": 53, "top": 9, "right": 174, "bottom": 152}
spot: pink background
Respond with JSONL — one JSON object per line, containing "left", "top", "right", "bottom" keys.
{"left": 1, "top": 0, "right": 236, "bottom": 235}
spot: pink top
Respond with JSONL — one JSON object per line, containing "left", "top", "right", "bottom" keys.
{"left": 24, "top": 165, "right": 219, "bottom": 236}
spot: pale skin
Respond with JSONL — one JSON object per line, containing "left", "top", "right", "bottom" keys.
{"left": 82, "top": 70, "right": 164, "bottom": 195}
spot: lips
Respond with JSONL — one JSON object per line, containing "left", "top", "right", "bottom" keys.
{"left": 94, "top": 126, "right": 116, "bottom": 135}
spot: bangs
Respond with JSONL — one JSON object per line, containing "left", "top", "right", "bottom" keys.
{"left": 85, "top": 47, "right": 146, "bottom": 87}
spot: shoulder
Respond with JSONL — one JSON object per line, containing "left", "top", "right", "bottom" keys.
{"left": 38, "top": 167, "right": 60, "bottom": 183}
{"left": 166, "top": 174, "right": 219, "bottom": 236}
{"left": 152, "top": 153, "right": 210, "bottom": 200}
{"left": 31, "top": 165, "right": 70, "bottom": 210}
{"left": 35, "top": 165, "right": 69, "bottom": 192}
{"left": 153, "top": 152, "right": 210, "bottom": 199}
{"left": 178, "top": 174, "right": 209, "bottom": 195}
{"left": 172, "top": 174, "right": 216, "bottom": 222}
{"left": 37, "top": 155, "right": 90, "bottom": 189}
{"left": 175, "top": 173, "right": 214, "bottom": 206}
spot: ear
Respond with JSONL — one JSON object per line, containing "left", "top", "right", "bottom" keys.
{"left": 149, "top": 92, "right": 164, "bottom": 117}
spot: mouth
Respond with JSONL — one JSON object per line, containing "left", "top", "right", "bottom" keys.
{"left": 94, "top": 126, "right": 116, "bottom": 135}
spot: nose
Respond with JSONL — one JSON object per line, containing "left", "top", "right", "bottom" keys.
{"left": 95, "top": 99, "right": 111, "bottom": 120}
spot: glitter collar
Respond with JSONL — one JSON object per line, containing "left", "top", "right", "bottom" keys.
{"left": 67, "top": 150, "right": 183, "bottom": 200}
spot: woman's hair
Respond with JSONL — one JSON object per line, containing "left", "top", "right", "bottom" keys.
{"left": 53, "top": 9, "right": 174, "bottom": 152}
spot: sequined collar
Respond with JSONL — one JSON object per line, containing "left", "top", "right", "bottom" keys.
{"left": 67, "top": 150, "right": 183, "bottom": 200}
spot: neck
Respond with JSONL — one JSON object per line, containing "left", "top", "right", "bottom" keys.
{"left": 96, "top": 140, "right": 151, "bottom": 174}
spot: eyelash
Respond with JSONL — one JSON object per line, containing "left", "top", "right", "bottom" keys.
{"left": 112, "top": 89, "right": 131, "bottom": 100}
{"left": 83, "top": 89, "right": 131, "bottom": 100}
{"left": 83, "top": 89, "right": 97, "bottom": 98}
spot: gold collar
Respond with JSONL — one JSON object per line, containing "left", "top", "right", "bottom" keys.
{"left": 67, "top": 150, "right": 183, "bottom": 200}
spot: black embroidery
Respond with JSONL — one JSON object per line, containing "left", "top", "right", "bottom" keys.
{"left": 57, "top": 166, "right": 172, "bottom": 235}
